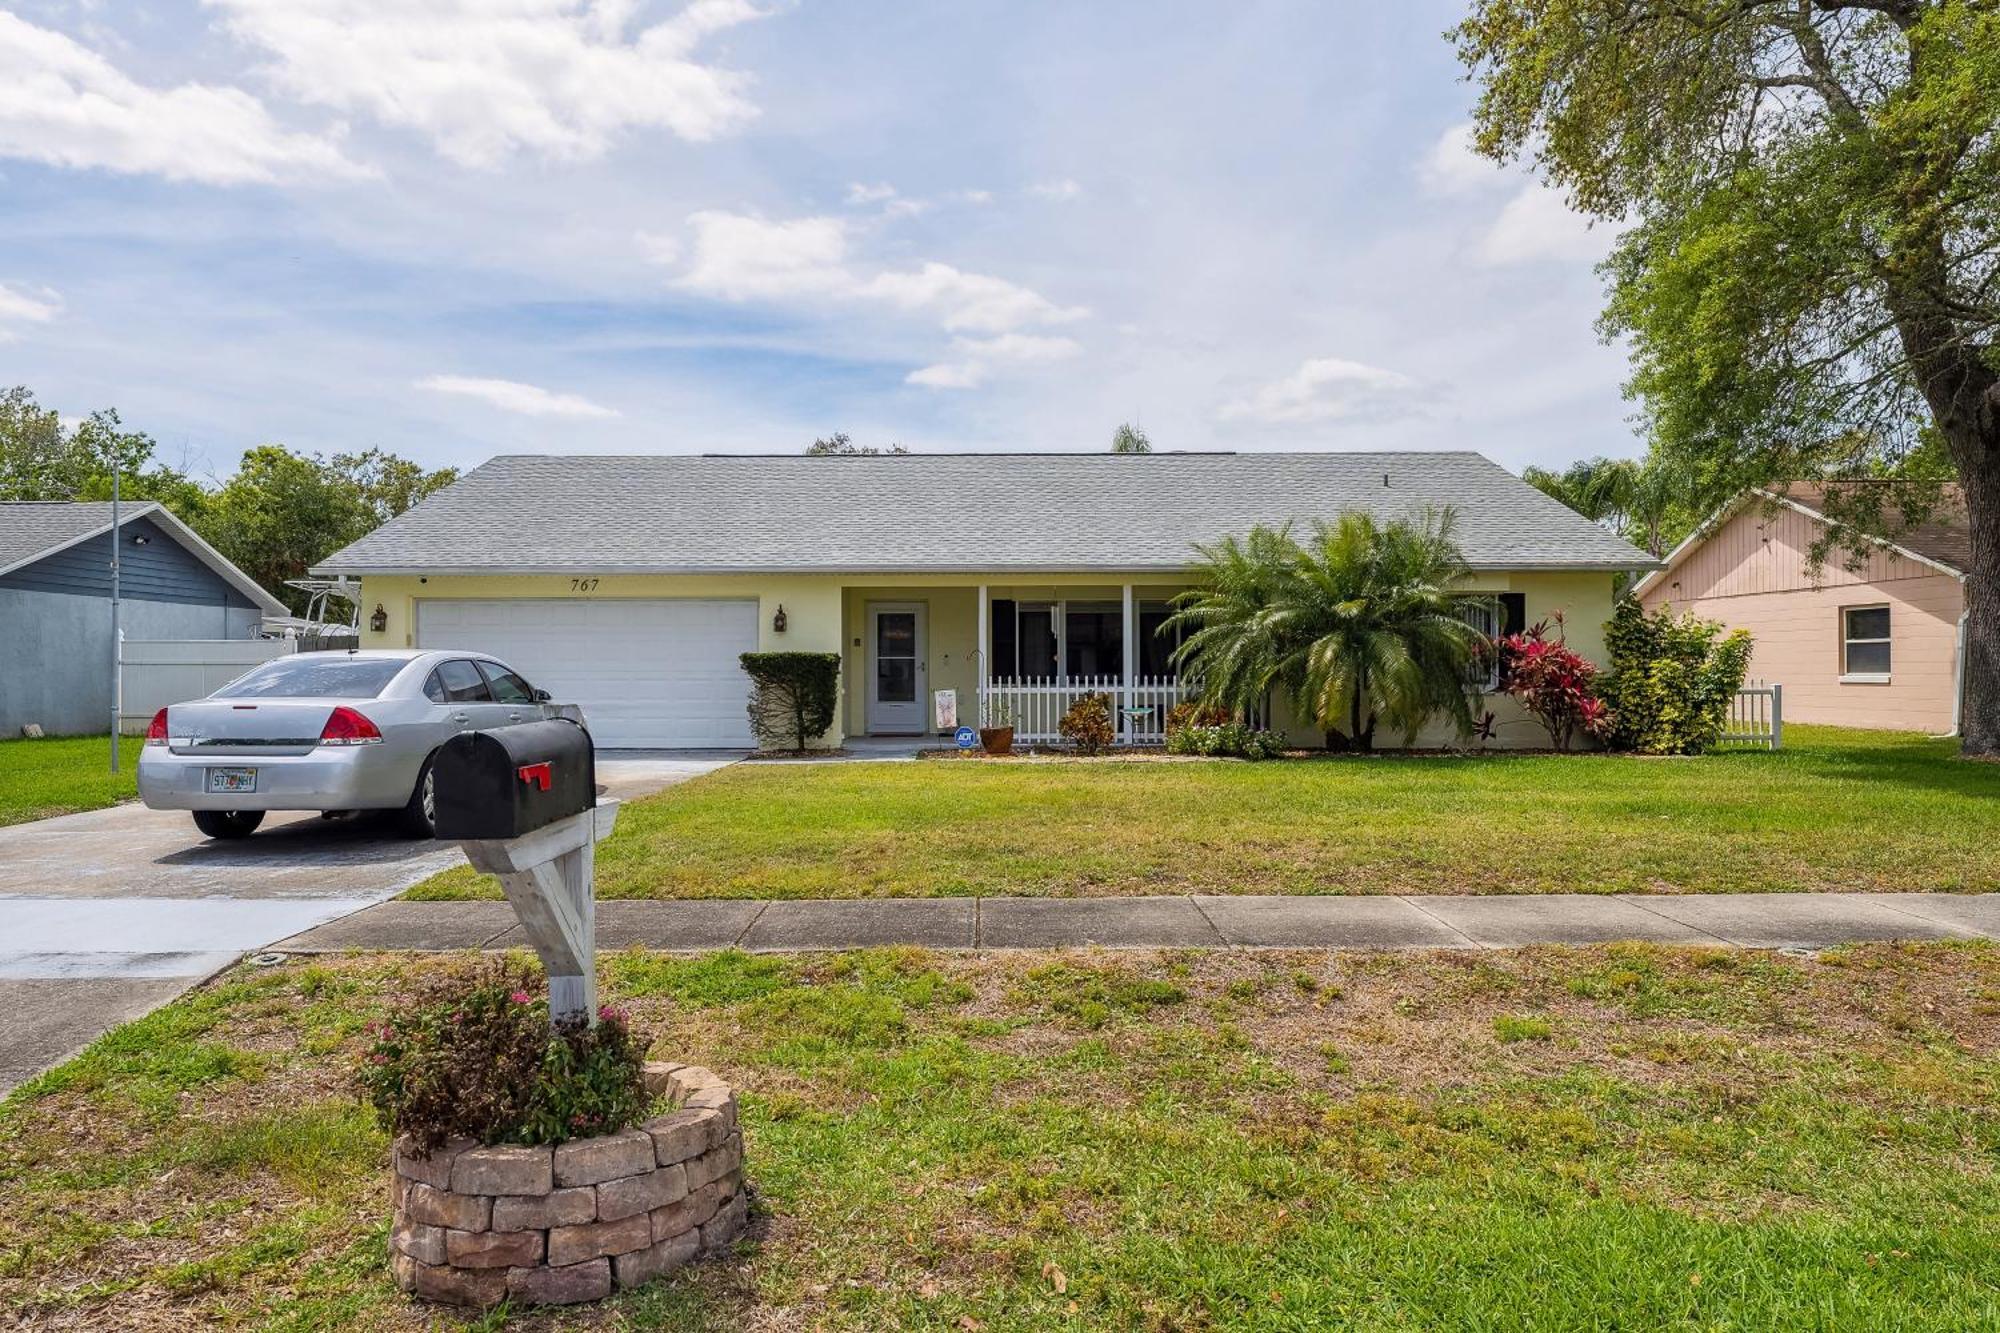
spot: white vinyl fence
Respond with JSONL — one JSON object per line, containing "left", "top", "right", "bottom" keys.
{"left": 978, "top": 675, "right": 1248, "bottom": 745}
{"left": 1721, "top": 681, "right": 1783, "bottom": 749}
{"left": 119, "top": 638, "right": 296, "bottom": 733}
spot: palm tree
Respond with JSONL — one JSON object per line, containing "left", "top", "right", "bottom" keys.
{"left": 1165, "top": 508, "right": 1487, "bottom": 751}
{"left": 1522, "top": 455, "right": 1694, "bottom": 558}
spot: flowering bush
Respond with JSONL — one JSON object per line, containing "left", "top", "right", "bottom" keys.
{"left": 1166, "top": 723, "right": 1286, "bottom": 760}
{"left": 357, "top": 958, "right": 646, "bottom": 1154}
{"left": 1058, "top": 691, "right": 1115, "bottom": 755}
{"left": 1497, "top": 613, "right": 1612, "bottom": 750}
{"left": 1164, "top": 699, "right": 1231, "bottom": 737}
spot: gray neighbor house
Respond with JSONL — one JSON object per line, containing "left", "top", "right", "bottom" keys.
{"left": 0, "top": 501, "right": 285, "bottom": 735}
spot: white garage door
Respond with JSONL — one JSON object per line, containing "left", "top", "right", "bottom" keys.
{"left": 416, "top": 599, "right": 758, "bottom": 748}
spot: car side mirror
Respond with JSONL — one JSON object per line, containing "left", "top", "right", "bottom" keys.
{"left": 533, "top": 688, "right": 553, "bottom": 703}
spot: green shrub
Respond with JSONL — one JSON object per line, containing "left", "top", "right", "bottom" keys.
{"left": 1058, "top": 691, "right": 1115, "bottom": 754}
{"left": 1599, "top": 601, "right": 1754, "bottom": 755}
{"left": 1164, "top": 699, "right": 1230, "bottom": 737}
{"left": 356, "top": 959, "right": 646, "bottom": 1153}
{"left": 740, "top": 651, "right": 841, "bottom": 751}
{"left": 1166, "top": 722, "right": 1285, "bottom": 760}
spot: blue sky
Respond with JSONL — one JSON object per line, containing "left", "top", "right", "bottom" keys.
{"left": 0, "top": 1, "right": 1636, "bottom": 481}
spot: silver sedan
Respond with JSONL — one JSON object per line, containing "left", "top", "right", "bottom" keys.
{"left": 137, "top": 649, "right": 568, "bottom": 840}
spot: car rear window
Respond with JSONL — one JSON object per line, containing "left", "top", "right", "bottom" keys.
{"left": 212, "top": 657, "right": 408, "bottom": 699}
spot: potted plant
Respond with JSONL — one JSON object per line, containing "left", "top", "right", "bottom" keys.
{"left": 979, "top": 699, "right": 1015, "bottom": 756}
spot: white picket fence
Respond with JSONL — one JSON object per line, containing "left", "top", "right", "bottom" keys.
{"left": 1722, "top": 681, "right": 1783, "bottom": 749}
{"left": 980, "top": 675, "right": 1194, "bottom": 745}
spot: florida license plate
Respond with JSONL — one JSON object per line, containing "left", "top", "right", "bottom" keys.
{"left": 207, "top": 767, "right": 258, "bottom": 794}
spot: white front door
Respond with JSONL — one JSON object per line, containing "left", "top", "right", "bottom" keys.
{"left": 867, "top": 603, "right": 926, "bottom": 734}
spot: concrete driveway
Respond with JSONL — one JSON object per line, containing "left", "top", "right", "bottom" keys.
{"left": 0, "top": 752, "right": 738, "bottom": 1093}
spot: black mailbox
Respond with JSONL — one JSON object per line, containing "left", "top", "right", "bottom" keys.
{"left": 432, "top": 719, "right": 596, "bottom": 841}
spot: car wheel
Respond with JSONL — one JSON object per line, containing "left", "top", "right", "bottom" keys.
{"left": 397, "top": 756, "right": 438, "bottom": 839}
{"left": 193, "top": 809, "right": 264, "bottom": 840}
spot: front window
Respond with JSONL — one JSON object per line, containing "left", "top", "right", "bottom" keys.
{"left": 1455, "top": 596, "right": 1502, "bottom": 691}
{"left": 213, "top": 655, "right": 406, "bottom": 699}
{"left": 1842, "top": 605, "right": 1891, "bottom": 679}
{"left": 1064, "top": 604, "right": 1124, "bottom": 679}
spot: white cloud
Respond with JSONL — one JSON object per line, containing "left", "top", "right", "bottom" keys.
{"left": 1417, "top": 122, "right": 1502, "bottom": 196}
{"left": 860, "top": 263, "right": 1085, "bottom": 335}
{"left": 416, "top": 374, "right": 619, "bottom": 418}
{"left": 1029, "top": 177, "right": 1082, "bottom": 200}
{"left": 0, "top": 282, "right": 62, "bottom": 336}
{"left": 675, "top": 211, "right": 852, "bottom": 301}
{"left": 1476, "top": 185, "right": 1610, "bottom": 266}
{"left": 206, "top": 0, "right": 766, "bottom": 168}
{"left": 907, "top": 332, "right": 1082, "bottom": 389}
{"left": 662, "top": 210, "right": 1087, "bottom": 386}
{"left": 1218, "top": 357, "right": 1423, "bottom": 426}
{"left": 0, "top": 12, "right": 368, "bottom": 185}
{"left": 845, "top": 181, "right": 897, "bottom": 205}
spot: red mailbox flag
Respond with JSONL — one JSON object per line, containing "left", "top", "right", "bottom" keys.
{"left": 516, "top": 761, "right": 553, "bottom": 791}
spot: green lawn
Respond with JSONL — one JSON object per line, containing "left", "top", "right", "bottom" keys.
{"left": 0, "top": 734, "right": 137, "bottom": 828}
{"left": 4, "top": 942, "right": 1997, "bottom": 1329}
{"left": 409, "top": 725, "right": 2000, "bottom": 901}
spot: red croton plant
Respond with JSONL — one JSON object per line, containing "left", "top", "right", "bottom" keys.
{"left": 1493, "top": 612, "right": 1612, "bottom": 750}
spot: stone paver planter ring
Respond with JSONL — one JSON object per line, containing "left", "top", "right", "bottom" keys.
{"left": 389, "top": 1062, "right": 748, "bottom": 1308}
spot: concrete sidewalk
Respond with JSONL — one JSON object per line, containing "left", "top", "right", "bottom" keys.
{"left": 271, "top": 891, "right": 2000, "bottom": 955}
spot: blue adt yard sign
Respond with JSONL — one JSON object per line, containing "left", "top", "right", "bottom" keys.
{"left": 954, "top": 725, "right": 978, "bottom": 750}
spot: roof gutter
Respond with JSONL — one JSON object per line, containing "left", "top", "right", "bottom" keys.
{"left": 313, "top": 559, "right": 1662, "bottom": 578}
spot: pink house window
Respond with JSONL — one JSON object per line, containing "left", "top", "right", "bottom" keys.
{"left": 1841, "top": 605, "right": 1891, "bottom": 681}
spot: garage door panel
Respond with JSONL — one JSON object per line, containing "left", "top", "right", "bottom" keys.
{"left": 416, "top": 599, "right": 757, "bottom": 748}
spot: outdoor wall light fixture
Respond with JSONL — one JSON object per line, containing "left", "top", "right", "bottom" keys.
{"left": 772, "top": 604, "right": 788, "bottom": 633}
{"left": 370, "top": 603, "right": 389, "bottom": 634}
{"left": 131, "top": 534, "right": 150, "bottom": 545}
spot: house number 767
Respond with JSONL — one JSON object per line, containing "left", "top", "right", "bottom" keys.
{"left": 570, "top": 578, "right": 599, "bottom": 593}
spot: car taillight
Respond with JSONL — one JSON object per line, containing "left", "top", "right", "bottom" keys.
{"left": 319, "top": 706, "right": 383, "bottom": 746}
{"left": 145, "top": 708, "right": 169, "bottom": 746}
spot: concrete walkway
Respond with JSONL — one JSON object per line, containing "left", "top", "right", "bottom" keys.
{"left": 271, "top": 891, "right": 2000, "bottom": 955}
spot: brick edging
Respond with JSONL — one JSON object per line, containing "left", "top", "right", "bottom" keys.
{"left": 389, "top": 1062, "right": 747, "bottom": 1308}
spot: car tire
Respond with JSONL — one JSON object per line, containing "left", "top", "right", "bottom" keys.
{"left": 397, "top": 755, "right": 438, "bottom": 839}
{"left": 193, "top": 809, "right": 264, "bottom": 840}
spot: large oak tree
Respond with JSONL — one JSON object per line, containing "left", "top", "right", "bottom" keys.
{"left": 1454, "top": 0, "right": 1999, "bottom": 753}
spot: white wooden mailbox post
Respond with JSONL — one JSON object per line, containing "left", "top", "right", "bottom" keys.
{"left": 458, "top": 800, "right": 619, "bottom": 1022}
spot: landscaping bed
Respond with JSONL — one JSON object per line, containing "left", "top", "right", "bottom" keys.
{"left": 0, "top": 735, "right": 135, "bottom": 828}
{"left": 406, "top": 726, "right": 2000, "bottom": 901}
{"left": 4, "top": 941, "right": 1998, "bottom": 1329}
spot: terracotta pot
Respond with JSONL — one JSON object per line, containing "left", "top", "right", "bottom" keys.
{"left": 978, "top": 726, "right": 1015, "bottom": 755}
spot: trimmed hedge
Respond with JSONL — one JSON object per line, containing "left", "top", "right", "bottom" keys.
{"left": 741, "top": 651, "right": 841, "bottom": 751}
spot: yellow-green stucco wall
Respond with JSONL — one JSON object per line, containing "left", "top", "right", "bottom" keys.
{"left": 353, "top": 568, "right": 1622, "bottom": 750}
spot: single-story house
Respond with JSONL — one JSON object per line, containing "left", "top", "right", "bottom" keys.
{"left": 0, "top": 501, "right": 286, "bottom": 736}
{"left": 1633, "top": 484, "right": 1970, "bottom": 734}
{"left": 314, "top": 451, "right": 1656, "bottom": 749}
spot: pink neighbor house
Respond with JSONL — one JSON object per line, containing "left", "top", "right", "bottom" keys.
{"left": 1633, "top": 484, "right": 1970, "bottom": 735}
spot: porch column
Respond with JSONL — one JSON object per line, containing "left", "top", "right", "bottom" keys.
{"left": 977, "top": 583, "right": 990, "bottom": 725}
{"left": 1121, "top": 582, "right": 1135, "bottom": 743}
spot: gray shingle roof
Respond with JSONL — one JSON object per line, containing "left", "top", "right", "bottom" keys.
{"left": 0, "top": 500, "right": 160, "bottom": 574}
{"left": 315, "top": 452, "right": 1656, "bottom": 575}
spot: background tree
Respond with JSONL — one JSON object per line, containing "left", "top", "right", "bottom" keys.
{"left": 1453, "top": 2, "right": 2000, "bottom": 754}
{"left": 1521, "top": 454, "right": 1701, "bottom": 557}
{"left": 199, "top": 447, "right": 456, "bottom": 613}
{"left": 1166, "top": 509, "right": 1487, "bottom": 751}
{"left": 1110, "top": 423, "right": 1152, "bottom": 453}
{"left": 805, "top": 432, "right": 908, "bottom": 455}
{"left": 1, "top": 385, "right": 456, "bottom": 613}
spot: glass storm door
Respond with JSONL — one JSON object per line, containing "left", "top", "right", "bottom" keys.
{"left": 868, "top": 604, "right": 926, "bottom": 733}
